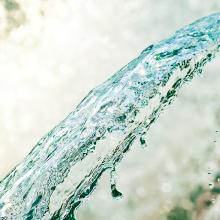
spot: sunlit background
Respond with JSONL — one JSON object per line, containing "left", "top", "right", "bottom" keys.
{"left": 0, "top": 1, "right": 220, "bottom": 219}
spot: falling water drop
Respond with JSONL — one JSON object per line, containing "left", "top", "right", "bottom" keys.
{"left": 209, "top": 182, "right": 214, "bottom": 189}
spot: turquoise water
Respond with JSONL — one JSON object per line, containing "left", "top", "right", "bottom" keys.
{"left": 0, "top": 13, "right": 220, "bottom": 220}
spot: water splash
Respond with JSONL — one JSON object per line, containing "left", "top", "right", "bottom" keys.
{"left": 0, "top": 13, "right": 220, "bottom": 220}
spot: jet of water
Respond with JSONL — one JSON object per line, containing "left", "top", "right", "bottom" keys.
{"left": 0, "top": 13, "right": 220, "bottom": 220}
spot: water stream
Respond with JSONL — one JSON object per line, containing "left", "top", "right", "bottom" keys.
{"left": 0, "top": 13, "right": 220, "bottom": 220}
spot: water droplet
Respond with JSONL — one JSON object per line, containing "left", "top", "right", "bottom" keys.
{"left": 139, "top": 136, "right": 148, "bottom": 149}
{"left": 110, "top": 168, "right": 123, "bottom": 200}
{"left": 209, "top": 182, "right": 214, "bottom": 189}
{"left": 111, "top": 184, "right": 123, "bottom": 199}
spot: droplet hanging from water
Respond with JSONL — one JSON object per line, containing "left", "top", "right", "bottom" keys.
{"left": 139, "top": 135, "right": 148, "bottom": 149}
{"left": 111, "top": 184, "right": 123, "bottom": 199}
{"left": 110, "top": 168, "right": 123, "bottom": 199}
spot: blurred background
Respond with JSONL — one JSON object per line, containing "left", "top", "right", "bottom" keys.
{"left": 0, "top": 0, "right": 220, "bottom": 219}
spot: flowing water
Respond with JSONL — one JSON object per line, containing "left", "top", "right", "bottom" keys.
{"left": 0, "top": 13, "right": 220, "bottom": 220}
